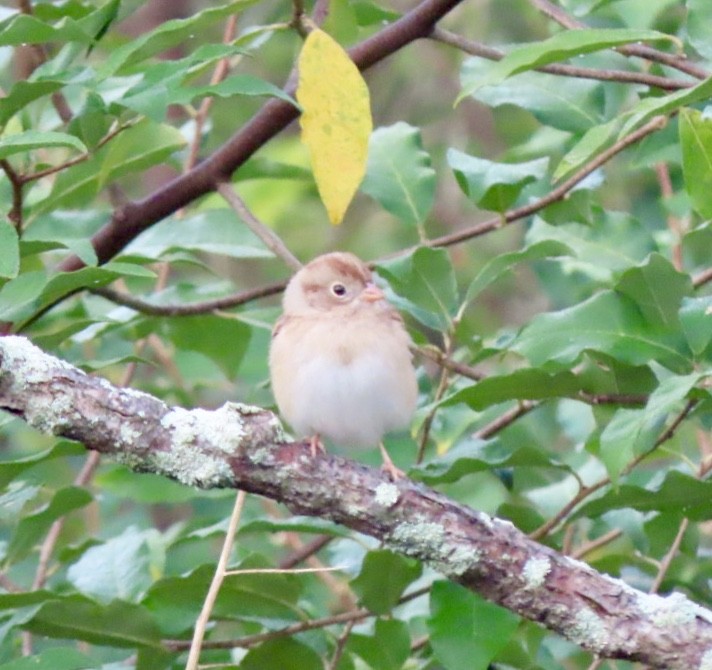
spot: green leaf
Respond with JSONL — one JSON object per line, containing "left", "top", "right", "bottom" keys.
{"left": 123, "top": 209, "right": 272, "bottom": 261}
{"left": 461, "top": 58, "right": 605, "bottom": 133}
{"left": 348, "top": 619, "right": 411, "bottom": 670}
{"left": 0, "top": 442, "right": 85, "bottom": 490}
{"left": 448, "top": 149, "right": 548, "bottom": 212}
{"left": 679, "top": 296, "right": 712, "bottom": 356}
{"left": 6, "top": 486, "right": 93, "bottom": 565}
{"left": 0, "top": 14, "right": 92, "bottom": 47}
{"left": 554, "top": 118, "right": 619, "bottom": 181}
{"left": 0, "top": 263, "right": 156, "bottom": 324}
{"left": 576, "top": 470, "right": 712, "bottom": 520}
{"left": 94, "top": 465, "right": 212, "bottom": 504}
{"left": 241, "top": 638, "right": 322, "bottom": 670}
{"left": 67, "top": 526, "right": 154, "bottom": 603}
{"left": 463, "top": 238, "right": 571, "bottom": 308}
{"left": 239, "top": 516, "right": 351, "bottom": 538}
{"left": 525, "top": 216, "right": 656, "bottom": 280}
{"left": 511, "top": 290, "right": 692, "bottom": 373}
{"left": 428, "top": 581, "right": 519, "bottom": 670}
{"left": 36, "top": 119, "right": 185, "bottom": 213}
{"left": 25, "top": 596, "right": 162, "bottom": 648}
{"left": 99, "top": 0, "right": 260, "bottom": 75}
{"left": 376, "top": 247, "right": 458, "bottom": 330}
{"left": 0, "top": 131, "right": 87, "bottom": 160}
{"left": 413, "top": 438, "right": 565, "bottom": 485}
{"left": 0, "top": 79, "right": 66, "bottom": 126}
{"left": 361, "top": 122, "right": 436, "bottom": 226}
{"left": 0, "top": 648, "right": 96, "bottom": 670}
{"left": 687, "top": 0, "right": 712, "bottom": 60}
{"left": 458, "top": 28, "right": 677, "bottom": 99}
{"left": 0, "top": 222, "right": 19, "bottom": 279}
{"left": 446, "top": 369, "right": 582, "bottom": 410}
{"left": 351, "top": 549, "right": 422, "bottom": 614}
{"left": 618, "top": 75, "right": 712, "bottom": 138}
{"left": 679, "top": 108, "right": 712, "bottom": 220}
{"left": 599, "top": 371, "right": 706, "bottom": 482}
{"left": 615, "top": 253, "right": 692, "bottom": 328}
{"left": 160, "top": 314, "right": 251, "bottom": 378}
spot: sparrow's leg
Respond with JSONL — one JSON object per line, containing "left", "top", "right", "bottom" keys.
{"left": 378, "top": 441, "right": 404, "bottom": 480}
{"left": 309, "top": 433, "right": 326, "bottom": 458}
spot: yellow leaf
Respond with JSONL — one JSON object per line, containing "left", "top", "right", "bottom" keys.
{"left": 297, "top": 29, "right": 372, "bottom": 225}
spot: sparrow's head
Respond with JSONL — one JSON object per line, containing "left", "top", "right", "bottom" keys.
{"left": 283, "top": 252, "right": 385, "bottom": 314}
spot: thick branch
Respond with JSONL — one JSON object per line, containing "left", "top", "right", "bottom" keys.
{"left": 1, "top": 336, "right": 712, "bottom": 669}
{"left": 59, "top": 0, "right": 465, "bottom": 272}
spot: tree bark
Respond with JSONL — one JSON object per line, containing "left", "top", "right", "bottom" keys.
{"left": 1, "top": 335, "right": 712, "bottom": 669}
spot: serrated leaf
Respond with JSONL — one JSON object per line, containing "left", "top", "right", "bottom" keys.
{"left": 0, "top": 130, "right": 86, "bottom": 159}
{"left": 297, "top": 28, "right": 372, "bottom": 224}
{"left": 0, "top": 222, "right": 19, "bottom": 279}
{"left": 361, "top": 122, "right": 436, "bottom": 226}
{"left": 351, "top": 549, "right": 422, "bottom": 614}
{"left": 376, "top": 247, "right": 458, "bottom": 330}
{"left": 615, "top": 253, "right": 692, "bottom": 328}
{"left": 511, "top": 290, "right": 691, "bottom": 373}
{"left": 461, "top": 58, "right": 605, "bottom": 133}
{"left": 458, "top": 28, "right": 678, "bottom": 100}
{"left": 679, "top": 296, "right": 712, "bottom": 356}
{"left": 7, "top": 486, "right": 93, "bottom": 565}
{"left": 0, "top": 13, "right": 92, "bottom": 47}
{"left": 679, "top": 107, "right": 712, "bottom": 220}
{"left": 448, "top": 149, "right": 549, "bottom": 212}
{"left": 428, "top": 581, "right": 519, "bottom": 670}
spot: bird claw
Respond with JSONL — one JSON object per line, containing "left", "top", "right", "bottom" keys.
{"left": 378, "top": 442, "right": 405, "bottom": 481}
{"left": 309, "top": 434, "right": 326, "bottom": 458}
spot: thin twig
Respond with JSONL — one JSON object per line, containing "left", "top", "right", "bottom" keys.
{"left": 431, "top": 27, "right": 691, "bottom": 91}
{"left": 0, "top": 159, "right": 24, "bottom": 230}
{"left": 572, "top": 529, "right": 623, "bottom": 560}
{"left": 185, "top": 490, "right": 247, "bottom": 670}
{"left": 650, "top": 518, "right": 688, "bottom": 594}
{"left": 326, "top": 620, "right": 355, "bottom": 670}
{"left": 692, "top": 267, "right": 712, "bottom": 288}
{"left": 426, "top": 115, "right": 669, "bottom": 250}
{"left": 217, "top": 181, "right": 302, "bottom": 271}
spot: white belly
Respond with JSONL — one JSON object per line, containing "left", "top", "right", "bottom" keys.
{"left": 286, "top": 353, "right": 414, "bottom": 447}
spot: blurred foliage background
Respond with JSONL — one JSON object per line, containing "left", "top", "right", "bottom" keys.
{"left": 0, "top": 0, "right": 711, "bottom": 668}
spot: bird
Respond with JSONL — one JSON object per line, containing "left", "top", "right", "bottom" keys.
{"left": 269, "top": 252, "right": 418, "bottom": 479}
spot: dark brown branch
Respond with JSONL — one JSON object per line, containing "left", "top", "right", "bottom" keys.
{"left": 58, "top": 0, "right": 466, "bottom": 273}
{"left": 1, "top": 335, "right": 712, "bottom": 669}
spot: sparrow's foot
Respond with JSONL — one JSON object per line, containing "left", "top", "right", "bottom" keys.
{"left": 378, "top": 442, "right": 405, "bottom": 481}
{"left": 309, "top": 434, "right": 326, "bottom": 458}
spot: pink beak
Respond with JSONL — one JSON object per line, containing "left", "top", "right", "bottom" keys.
{"left": 361, "top": 282, "right": 385, "bottom": 302}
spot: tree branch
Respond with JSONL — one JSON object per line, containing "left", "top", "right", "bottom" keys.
{"left": 1, "top": 335, "right": 712, "bottom": 669}
{"left": 58, "top": 0, "right": 466, "bottom": 273}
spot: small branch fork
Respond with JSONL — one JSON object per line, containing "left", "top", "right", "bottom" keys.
{"left": 1, "top": 336, "right": 712, "bottom": 670}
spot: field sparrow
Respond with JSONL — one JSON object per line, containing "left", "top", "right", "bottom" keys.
{"left": 269, "top": 252, "right": 418, "bottom": 478}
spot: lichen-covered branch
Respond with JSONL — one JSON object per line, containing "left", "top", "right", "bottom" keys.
{"left": 1, "top": 336, "right": 712, "bottom": 669}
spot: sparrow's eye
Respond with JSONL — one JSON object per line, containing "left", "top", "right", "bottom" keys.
{"left": 330, "top": 282, "right": 347, "bottom": 297}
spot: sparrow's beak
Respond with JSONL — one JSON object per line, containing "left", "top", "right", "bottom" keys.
{"left": 361, "top": 282, "right": 385, "bottom": 302}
